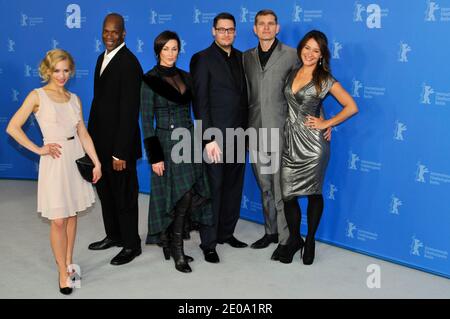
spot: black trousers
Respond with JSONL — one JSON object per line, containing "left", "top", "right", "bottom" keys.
{"left": 199, "top": 161, "right": 245, "bottom": 250}
{"left": 95, "top": 161, "right": 140, "bottom": 249}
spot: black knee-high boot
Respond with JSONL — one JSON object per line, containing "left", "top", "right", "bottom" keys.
{"left": 303, "top": 194, "right": 324, "bottom": 265}
{"left": 279, "top": 198, "right": 305, "bottom": 264}
{"left": 170, "top": 191, "right": 193, "bottom": 273}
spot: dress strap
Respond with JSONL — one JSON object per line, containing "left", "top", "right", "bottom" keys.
{"left": 34, "top": 88, "right": 45, "bottom": 101}
{"left": 34, "top": 88, "right": 49, "bottom": 116}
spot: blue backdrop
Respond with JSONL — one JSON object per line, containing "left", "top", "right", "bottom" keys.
{"left": 1, "top": 0, "right": 449, "bottom": 279}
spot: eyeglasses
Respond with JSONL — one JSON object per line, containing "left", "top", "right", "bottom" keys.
{"left": 215, "top": 27, "right": 236, "bottom": 35}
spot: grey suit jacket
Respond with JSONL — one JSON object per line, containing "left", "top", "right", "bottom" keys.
{"left": 243, "top": 41, "right": 299, "bottom": 151}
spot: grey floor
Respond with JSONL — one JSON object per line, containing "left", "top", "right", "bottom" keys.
{"left": 1, "top": 179, "right": 449, "bottom": 299}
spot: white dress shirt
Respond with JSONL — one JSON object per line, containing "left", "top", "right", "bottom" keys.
{"left": 100, "top": 42, "right": 125, "bottom": 76}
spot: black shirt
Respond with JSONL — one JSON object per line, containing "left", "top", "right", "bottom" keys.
{"left": 213, "top": 41, "right": 241, "bottom": 85}
{"left": 258, "top": 38, "right": 279, "bottom": 70}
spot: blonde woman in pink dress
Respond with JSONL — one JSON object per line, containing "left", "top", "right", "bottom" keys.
{"left": 6, "top": 49, "right": 102, "bottom": 295}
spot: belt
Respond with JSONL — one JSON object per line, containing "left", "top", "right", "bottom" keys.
{"left": 44, "top": 136, "right": 75, "bottom": 142}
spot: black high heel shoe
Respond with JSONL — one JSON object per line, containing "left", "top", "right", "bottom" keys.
{"left": 59, "top": 285, "right": 73, "bottom": 295}
{"left": 279, "top": 237, "right": 305, "bottom": 264}
{"left": 58, "top": 274, "right": 73, "bottom": 295}
{"left": 302, "top": 238, "right": 315, "bottom": 265}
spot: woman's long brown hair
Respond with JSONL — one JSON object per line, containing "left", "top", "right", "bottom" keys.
{"left": 296, "top": 30, "right": 331, "bottom": 95}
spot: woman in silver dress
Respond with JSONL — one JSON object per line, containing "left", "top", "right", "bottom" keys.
{"left": 279, "top": 30, "right": 358, "bottom": 265}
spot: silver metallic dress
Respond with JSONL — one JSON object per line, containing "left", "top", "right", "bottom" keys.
{"left": 281, "top": 68, "right": 336, "bottom": 200}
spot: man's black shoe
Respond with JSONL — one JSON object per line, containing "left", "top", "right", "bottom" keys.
{"left": 203, "top": 249, "right": 220, "bottom": 263}
{"left": 251, "top": 234, "right": 279, "bottom": 249}
{"left": 220, "top": 236, "right": 248, "bottom": 248}
{"left": 110, "top": 247, "right": 142, "bottom": 265}
{"left": 88, "top": 237, "right": 123, "bottom": 250}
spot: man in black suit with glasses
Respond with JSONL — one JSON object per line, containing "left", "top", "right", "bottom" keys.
{"left": 190, "top": 12, "right": 249, "bottom": 263}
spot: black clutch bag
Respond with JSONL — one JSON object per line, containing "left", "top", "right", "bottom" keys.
{"left": 75, "top": 154, "right": 94, "bottom": 182}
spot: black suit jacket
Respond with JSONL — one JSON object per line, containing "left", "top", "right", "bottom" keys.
{"left": 88, "top": 45, "right": 143, "bottom": 165}
{"left": 190, "top": 43, "right": 248, "bottom": 137}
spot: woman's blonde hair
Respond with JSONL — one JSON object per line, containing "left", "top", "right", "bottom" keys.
{"left": 38, "top": 49, "right": 75, "bottom": 83}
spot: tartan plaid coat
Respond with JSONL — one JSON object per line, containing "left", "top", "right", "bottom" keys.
{"left": 140, "top": 67, "right": 212, "bottom": 244}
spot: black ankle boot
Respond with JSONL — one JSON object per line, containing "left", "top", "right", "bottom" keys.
{"left": 279, "top": 237, "right": 305, "bottom": 264}
{"left": 302, "top": 237, "right": 315, "bottom": 265}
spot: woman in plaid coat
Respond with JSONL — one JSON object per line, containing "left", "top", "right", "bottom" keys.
{"left": 141, "top": 31, "right": 212, "bottom": 273}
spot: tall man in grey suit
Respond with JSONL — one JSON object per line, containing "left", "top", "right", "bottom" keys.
{"left": 243, "top": 10, "right": 298, "bottom": 260}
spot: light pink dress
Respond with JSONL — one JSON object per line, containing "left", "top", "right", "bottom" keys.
{"left": 34, "top": 88, "right": 95, "bottom": 220}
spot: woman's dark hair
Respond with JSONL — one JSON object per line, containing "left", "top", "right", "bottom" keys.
{"left": 297, "top": 30, "right": 331, "bottom": 95}
{"left": 154, "top": 30, "right": 181, "bottom": 62}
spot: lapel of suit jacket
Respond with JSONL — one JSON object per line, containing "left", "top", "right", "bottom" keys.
{"left": 251, "top": 47, "right": 263, "bottom": 72}
{"left": 263, "top": 41, "right": 285, "bottom": 71}
{"left": 94, "top": 54, "right": 103, "bottom": 83}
